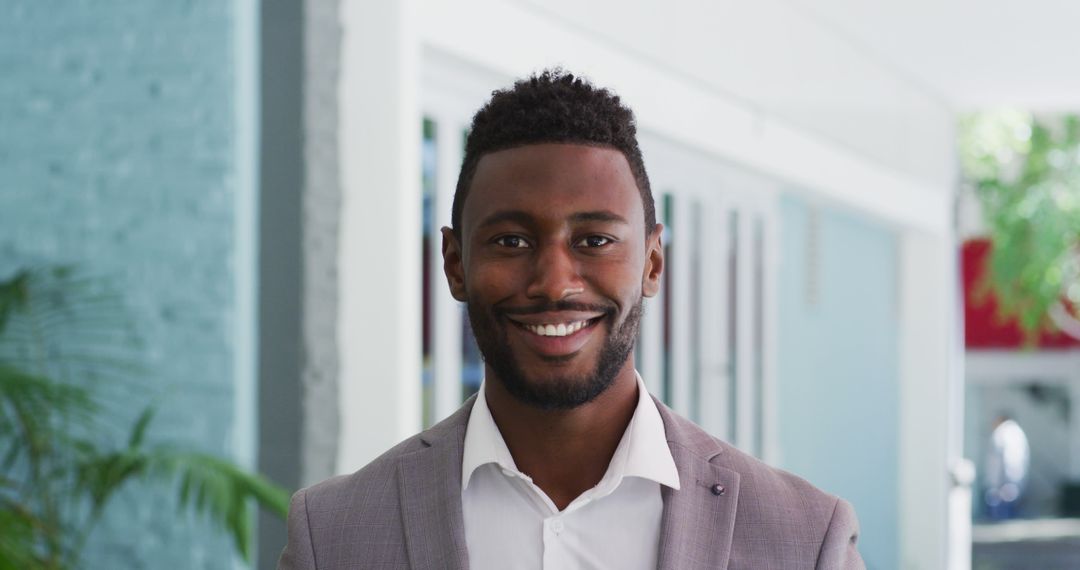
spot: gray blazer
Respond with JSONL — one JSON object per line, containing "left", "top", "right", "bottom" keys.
{"left": 278, "top": 397, "right": 864, "bottom": 569}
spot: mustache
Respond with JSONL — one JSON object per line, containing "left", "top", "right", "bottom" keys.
{"left": 495, "top": 300, "right": 615, "bottom": 317}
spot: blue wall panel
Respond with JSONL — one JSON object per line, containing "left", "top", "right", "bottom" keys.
{"left": 776, "top": 195, "right": 899, "bottom": 570}
{"left": 1, "top": 2, "right": 244, "bottom": 567}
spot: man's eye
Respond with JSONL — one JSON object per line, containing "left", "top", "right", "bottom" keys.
{"left": 577, "top": 235, "right": 612, "bottom": 248}
{"left": 494, "top": 235, "right": 529, "bottom": 248}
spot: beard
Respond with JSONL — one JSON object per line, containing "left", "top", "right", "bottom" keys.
{"left": 466, "top": 296, "right": 643, "bottom": 411}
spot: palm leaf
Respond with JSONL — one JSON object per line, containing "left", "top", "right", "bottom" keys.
{"left": 0, "top": 267, "right": 144, "bottom": 391}
{"left": 146, "top": 448, "right": 290, "bottom": 561}
{"left": 128, "top": 407, "right": 155, "bottom": 450}
{"left": 0, "top": 269, "right": 31, "bottom": 336}
{"left": 0, "top": 266, "right": 293, "bottom": 566}
{"left": 0, "top": 502, "right": 47, "bottom": 570}
{"left": 0, "top": 364, "right": 97, "bottom": 470}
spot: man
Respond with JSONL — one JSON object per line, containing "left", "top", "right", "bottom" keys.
{"left": 279, "top": 69, "right": 863, "bottom": 569}
{"left": 983, "top": 413, "right": 1029, "bottom": 520}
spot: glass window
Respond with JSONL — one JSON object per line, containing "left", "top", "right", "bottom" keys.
{"left": 461, "top": 307, "right": 482, "bottom": 400}
{"left": 727, "top": 209, "right": 739, "bottom": 443}
{"left": 662, "top": 194, "right": 674, "bottom": 405}
{"left": 460, "top": 127, "right": 482, "bottom": 401}
{"left": 421, "top": 118, "right": 437, "bottom": 427}
{"left": 689, "top": 199, "right": 703, "bottom": 424}
{"left": 753, "top": 215, "right": 765, "bottom": 457}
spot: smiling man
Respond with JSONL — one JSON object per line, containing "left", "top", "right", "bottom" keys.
{"left": 279, "top": 70, "right": 864, "bottom": 570}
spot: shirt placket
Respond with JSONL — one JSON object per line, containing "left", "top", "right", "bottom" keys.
{"left": 541, "top": 513, "right": 568, "bottom": 569}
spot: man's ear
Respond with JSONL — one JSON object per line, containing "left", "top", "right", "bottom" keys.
{"left": 642, "top": 223, "right": 664, "bottom": 298}
{"left": 441, "top": 227, "right": 468, "bottom": 302}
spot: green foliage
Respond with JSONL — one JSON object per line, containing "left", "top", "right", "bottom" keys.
{"left": 959, "top": 111, "right": 1080, "bottom": 342}
{"left": 0, "top": 267, "right": 290, "bottom": 568}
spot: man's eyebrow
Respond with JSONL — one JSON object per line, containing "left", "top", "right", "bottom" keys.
{"left": 476, "top": 210, "right": 629, "bottom": 229}
{"left": 476, "top": 210, "right": 535, "bottom": 229}
{"left": 569, "top": 211, "right": 629, "bottom": 224}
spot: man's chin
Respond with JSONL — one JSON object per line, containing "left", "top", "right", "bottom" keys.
{"left": 495, "top": 368, "right": 616, "bottom": 411}
{"left": 471, "top": 302, "right": 639, "bottom": 410}
{"left": 511, "top": 343, "right": 609, "bottom": 382}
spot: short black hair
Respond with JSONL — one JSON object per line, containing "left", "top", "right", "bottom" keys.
{"left": 451, "top": 69, "right": 655, "bottom": 240}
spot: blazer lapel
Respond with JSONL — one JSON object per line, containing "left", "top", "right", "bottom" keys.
{"left": 655, "top": 399, "right": 740, "bottom": 570}
{"left": 398, "top": 401, "right": 474, "bottom": 570}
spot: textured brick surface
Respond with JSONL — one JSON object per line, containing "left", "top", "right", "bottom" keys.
{"left": 1, "top": 1, "right": 243, "bottom": 568}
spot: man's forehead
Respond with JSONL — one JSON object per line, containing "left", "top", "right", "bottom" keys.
{"left": 462, "top": 143, "right": 643, "bottom": 230}
{"left": 473, "top": 141, "right": 630, "bottom": 171}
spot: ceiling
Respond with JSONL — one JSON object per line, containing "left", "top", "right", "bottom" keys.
{"left": 786, "top": 0, "right": 1080, "bottom": 111}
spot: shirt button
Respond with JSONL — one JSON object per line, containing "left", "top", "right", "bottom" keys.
{"left": 551, "top": 519, "right": 564, "bottom": 534}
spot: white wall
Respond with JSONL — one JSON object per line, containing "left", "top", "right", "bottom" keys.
{"left": 417, "top": 0, "right": 955, "bottom": 230}
{"left": 513, "top": 0, "right": 955, "bottom": 188}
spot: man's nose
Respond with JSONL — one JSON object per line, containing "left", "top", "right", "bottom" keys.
{"left": 525, "top": 243, "right": 585, "bottom": 301}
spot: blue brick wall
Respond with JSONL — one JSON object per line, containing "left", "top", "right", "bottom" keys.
{"left": 1, "top": 2, "right": 246, "bottom": 568}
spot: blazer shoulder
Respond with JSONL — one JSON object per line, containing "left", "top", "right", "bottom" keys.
{"left": 658, "top": 405, "right": 862, "bottom": 566}
{"left": 299, "top": 432, "right": 427, "bottom": 516}
{"left": 299, "top": 398, "right": 475, "bottom": 516}
{"left": 661, "top": 403, "right": 841, "bottom": 519}
{"left": 709, "top": 435, "right": 862, "bottom": 566}
{"left": 718, "top": 439, "right": 839, "bottom": 518}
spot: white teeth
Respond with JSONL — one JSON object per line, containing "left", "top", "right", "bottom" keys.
{"left": 523, "top": 319, "right": 591, "bottom": 337}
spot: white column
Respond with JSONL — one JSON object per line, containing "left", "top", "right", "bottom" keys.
{"left": 899, "top": 230, "right": 957, "bottom": 570}
{"left": 336, "top": 0, "right": 422, "bottom": 473}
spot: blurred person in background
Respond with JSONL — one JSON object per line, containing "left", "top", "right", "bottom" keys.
{"left": 983, "top": 413, "right": 1030, "bottom": 520}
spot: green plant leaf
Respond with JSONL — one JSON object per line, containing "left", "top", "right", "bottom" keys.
{"left": 0, "top": 265, "right": 292, "bottom": 566}
{"left": 961, "top": 110, "right": 1080, "bottom": 344}
{"left": 142, "top": 448, "right": 291, "bottom": 562}
{"left": 0, "top": 502, "right": 46, "bottom": 570}
{"left": 0, "top": 270, "right": 31, "bottom": 337}
{"left": 128, "top": 407, "right": 155, "bottom": 450}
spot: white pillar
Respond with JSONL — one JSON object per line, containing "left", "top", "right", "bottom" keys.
{"left": 899, "top": 230, "right": 962, "bottom": 570}
{"left": 336, "top": 0, "right": 422, "bottom": 473}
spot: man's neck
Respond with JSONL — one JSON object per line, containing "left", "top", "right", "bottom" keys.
{"left": 483, "top": 362, "right": 639, "bottom": 511}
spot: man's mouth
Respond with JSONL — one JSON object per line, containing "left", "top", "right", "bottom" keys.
{"left": 509, "top": 317, "right": 603, "bottom": 338}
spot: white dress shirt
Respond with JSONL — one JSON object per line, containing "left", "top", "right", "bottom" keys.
{"left": 461, "top": 374, "right": 680, "bottom": 570}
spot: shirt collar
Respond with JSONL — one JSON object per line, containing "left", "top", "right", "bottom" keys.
{"left": 461, "top": 384, "right": 520, "bottom": 491}
{"left": 461, "top": 372, "right": 680, "bottom": 492}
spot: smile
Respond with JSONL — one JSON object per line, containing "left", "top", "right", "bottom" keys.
{"left": 514, "top": 318, "right": 599, "bottom": 337}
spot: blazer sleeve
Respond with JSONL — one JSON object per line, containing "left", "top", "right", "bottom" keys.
{"left": 815, "top": 497, "right": 865, "bottom": 570}
{"left": 278, "top": 488, "right": 317, "bottom": 570}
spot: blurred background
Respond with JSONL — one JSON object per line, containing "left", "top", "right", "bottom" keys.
{"left": 2, "top": 1, "right": 1079, "bottom": 569}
